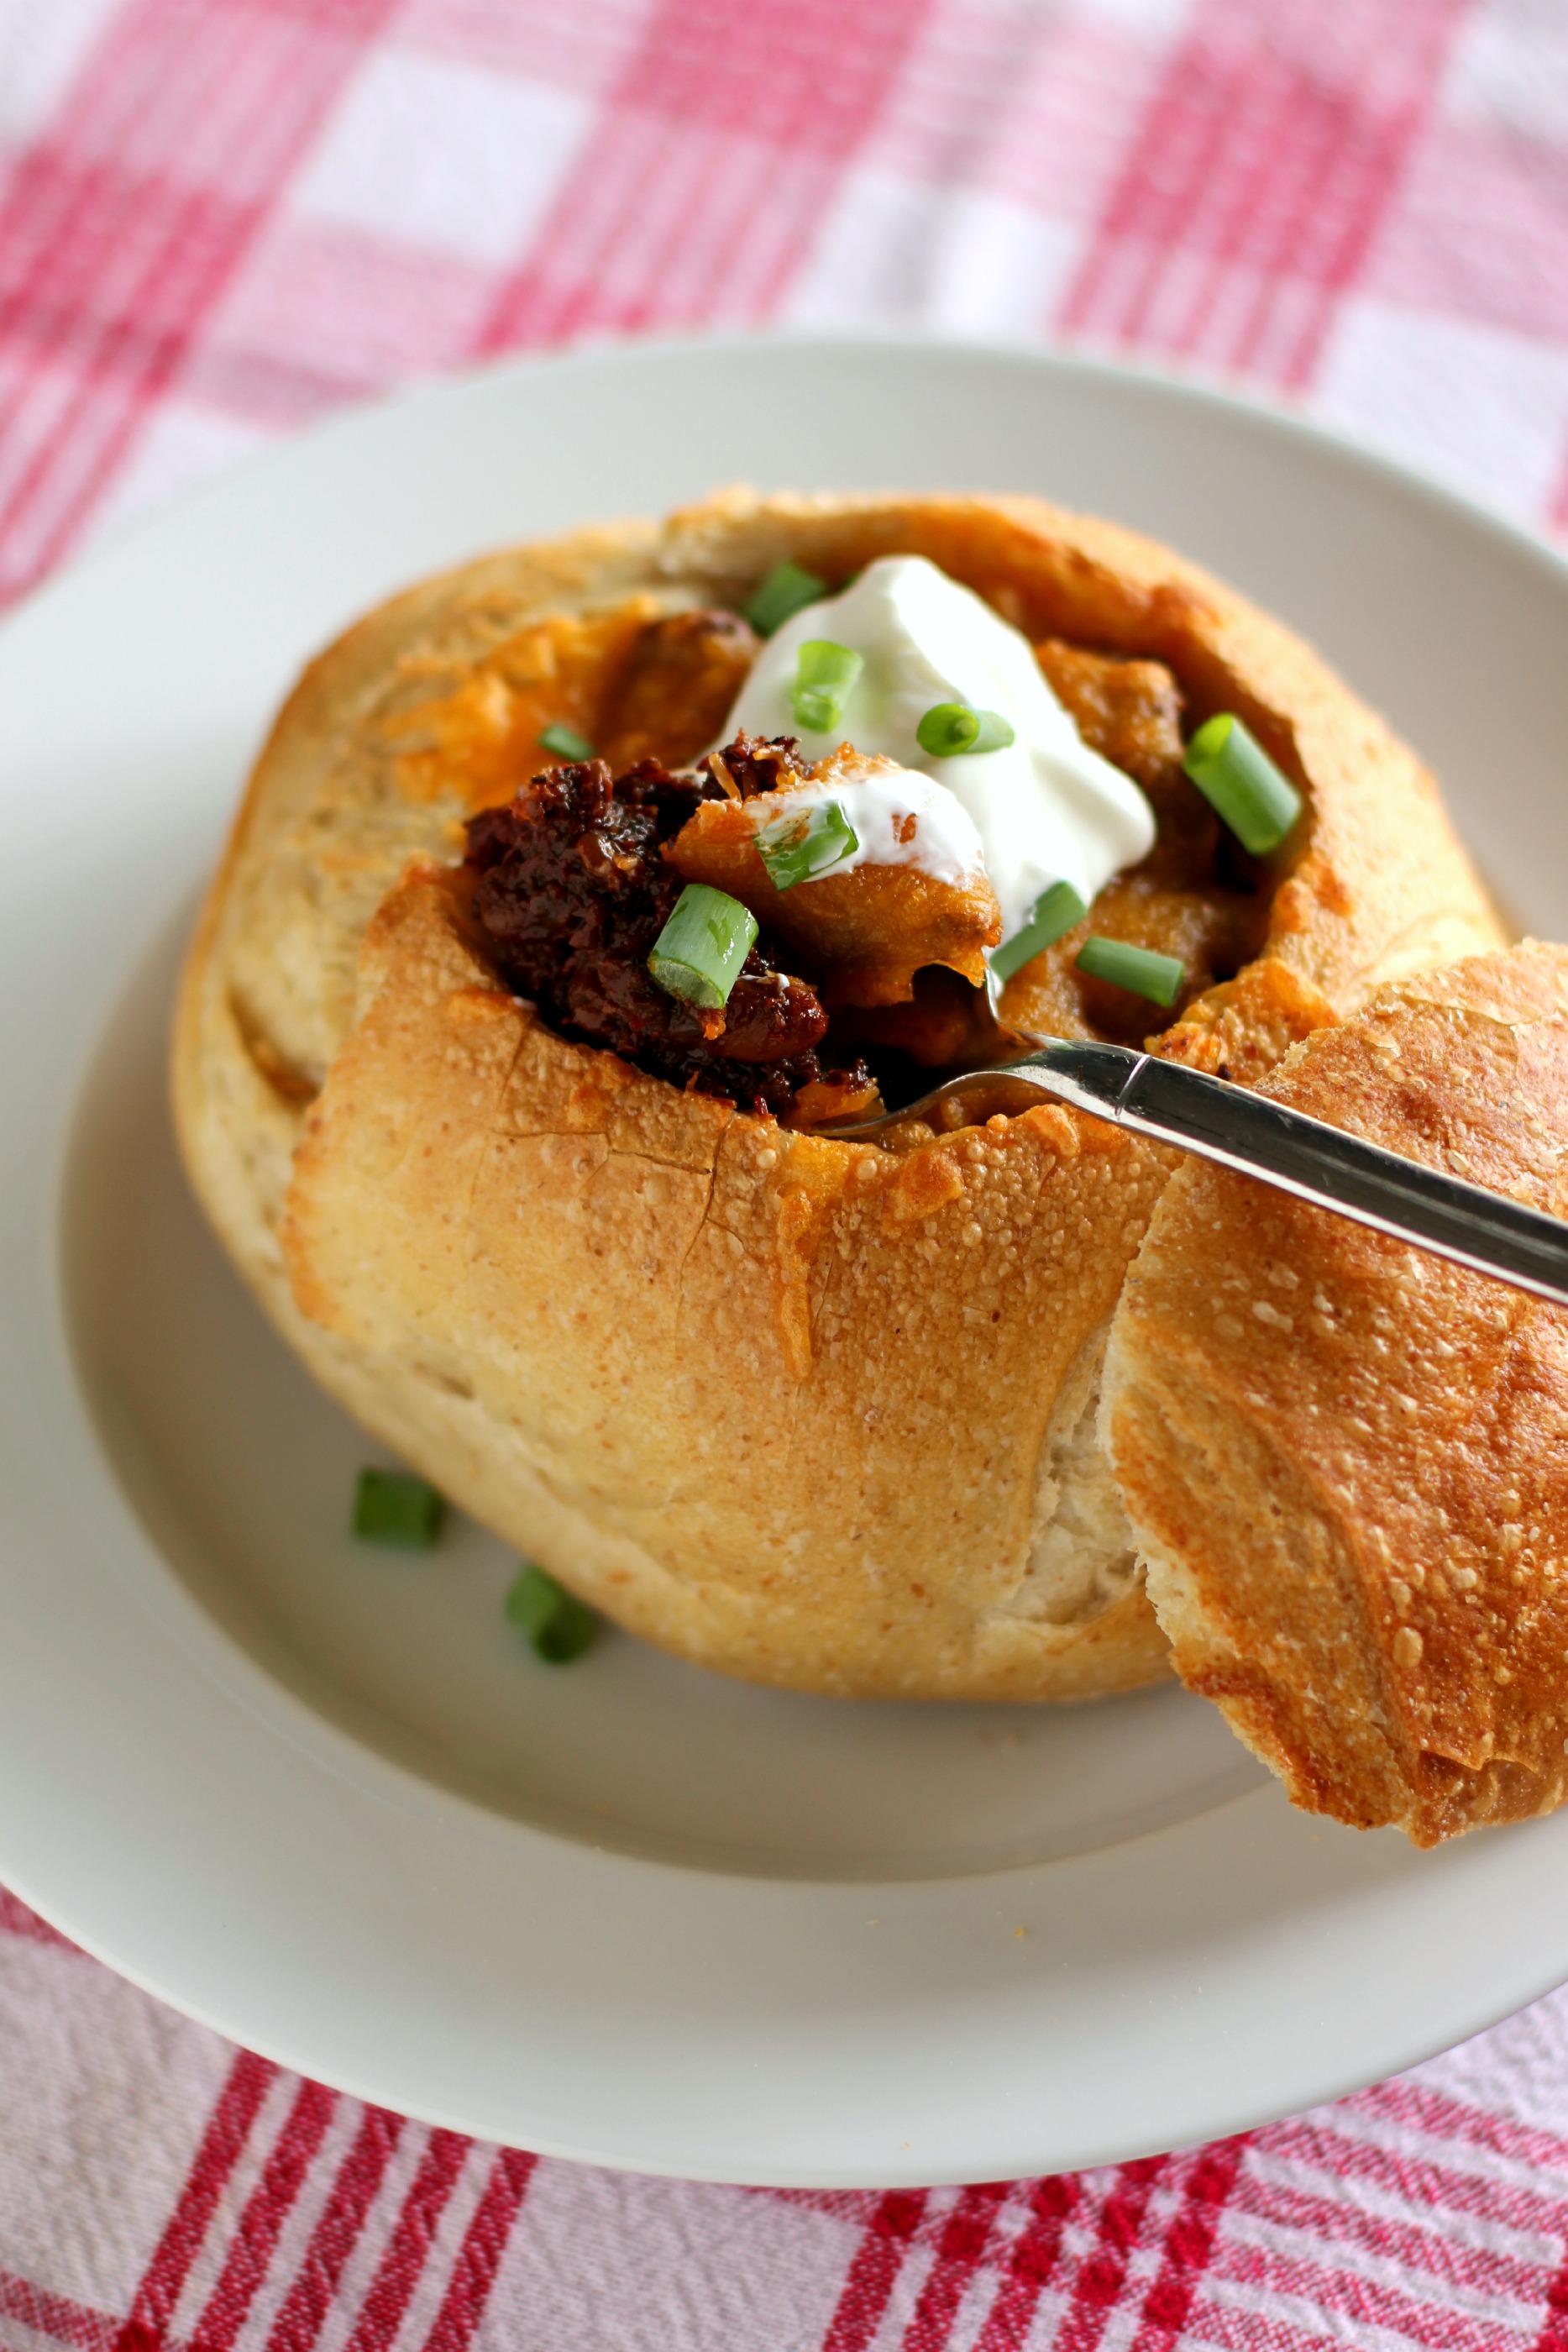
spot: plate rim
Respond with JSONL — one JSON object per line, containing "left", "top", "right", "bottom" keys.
{"left": 53, "top": 322, "right": 1568, "bottom": 635}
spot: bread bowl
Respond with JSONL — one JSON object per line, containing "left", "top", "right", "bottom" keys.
{"left": 1105, "top": 942, "right": 1568, "bottom": 1843}
{"left": 172, "top": 489, "right": 1503, "bottom": 1700}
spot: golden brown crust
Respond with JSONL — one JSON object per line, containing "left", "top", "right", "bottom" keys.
{"left": 1155, "top": 958, "right": 1340, "bottom": 1085}
{"left": 173, "top": 489, "right": 1503, "bottom": 1700}
{"left": 272, "top": 863, "right": 1173, "bottom": 1696}
{"left": 1104, "top": 942, "right": 1568, "bottom": 1840}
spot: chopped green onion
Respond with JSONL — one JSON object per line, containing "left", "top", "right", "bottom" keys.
{"left": 648, "top": 883, "right": 758, "bottom": 1011}
{"left": 538, "top": 722, "right": 595, "bottom": 761}
{"left": 915, "top": 702, "right": 1017, "bottom": 758}
{"left": 989, "top": 880, "right": 1088, "bottom": 984}
{"left": 791, "top": 640, "right": 863, "bottom": 734}
{"left": 506, "top": 1563, "right": 598, "bottom": 1663}
{"left": 1075, "top": 935, "right": 1184, "bottom": 1007}
{"left": 1182, "top": 713, "right": 1302, "bottom": 854}
{"left": 756, "top": 798, "right": 859, "bottom": 891}
{"left": 354, "top": 1469, "right": 445, "bottom": 1548}
{"left": 743, "top": 562, "right": 827, "bottom": 637}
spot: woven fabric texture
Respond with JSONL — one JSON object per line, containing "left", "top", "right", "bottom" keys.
{"left": 5, "top": 1, "right": 1568, "bottom": 2345}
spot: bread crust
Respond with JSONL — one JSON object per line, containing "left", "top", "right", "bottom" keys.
{"left": 173, "top": 490, "right": 1502, "bottom": 1699}
{"left": 1105, "top": 943, "right": 1568, "bottom": 1838}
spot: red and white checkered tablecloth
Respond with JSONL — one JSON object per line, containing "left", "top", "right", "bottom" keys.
{"left": 5, "top": 1, "right": 1568, "bottom": 2344}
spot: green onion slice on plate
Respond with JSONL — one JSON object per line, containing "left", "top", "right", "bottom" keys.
{"left": 1074, "top": 935, "right": 1184, "bottom": 1007}
{"left": 743, "top": 562, "right": 827, "bottom": 637}
{"left": 1181, "top": 713, "right": 1302, "bottom": 854}
{"left": 915, "top": 702, "right": 1016, "bottom": 758}
{"left": 506, "top": 1564, "right": 598, "bottom": 1664}
{"left": 756, "top": 799, "right": 859, "bottom": 891}
{"left": 791, "top": 641, "right": 863, "bottom": 734}
{"left": 353, "top": 1469, "right": 446, "bottom": 1548}
{"left": 538, "top": 722, "right": 595, "bottom": 762}
{"left": 648, "top": 883, "right": 758, "bottom": 1011}
{"left": 989, "top": 880, "right": 1087, "bottom": 984}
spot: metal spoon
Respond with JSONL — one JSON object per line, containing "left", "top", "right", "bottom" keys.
{"left": 822, "top": 1031, "right": 1568, "bottom": 1311}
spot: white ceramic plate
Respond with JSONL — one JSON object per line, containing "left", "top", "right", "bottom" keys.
{"left": 6, "top": 335, "right": 1568, "bottom": 2189}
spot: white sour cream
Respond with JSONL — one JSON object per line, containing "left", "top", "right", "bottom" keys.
{"left": 752, "top": 756, "right": 985, "bottom": 886}
{"left": 721, "top": 555, "right": 1156, "bottom": 942}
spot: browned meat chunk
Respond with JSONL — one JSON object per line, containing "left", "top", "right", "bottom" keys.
{"left": 464, "top": 751, "right": 868, "bottom": 1118}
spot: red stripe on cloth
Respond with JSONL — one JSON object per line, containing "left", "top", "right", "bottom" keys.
{"left": 1534, "top": 2248, "right": 1568, "bottom": 2352}
{"left": 1193, "top": 2297, "right": 1387, "bottom": 2352}
{"left": 1217, "top": 2230, "right": 1529, "bottom": 2351}
{"left": 1356, "top": 2074, "right": 1568, "bottom": 2180}
{"left": 1128, "top": 2138, "right": 1250, "bottom": 2350}
{"left": 817, "top": 2189, "right": 929, "bottom": 2352}
{"left": 1054, "top": 2159, "right": 1169, "bottom": 2352}
{"left": 391, "top": 0, "right": 649, "bottom": 92}
{"left": 1240, "top": 2120, "right": 1565, "bottom": 2293}
{"left": 0, "top": 169, "right": 275, "bottom": 596}
{"left": 419, "top": 2148, "right": 538, "bottom": 2352}
{"left": 0, "top": 2265, "right": 123, "bottom": 2352}
{"left": 113, "top": 2049, "right": 278, "bottom": 2352}
{"left": 972, "top": 2173, "right": 1082, "bottom": 2352}
{"left": 900, "top": 2182, "right": 1010, "bottom": 2352}
{"left": 1235, "top": 2162, "right": 1554, "bottom": 2320}
{"left": 188, "top": 2078, "right": 338, "bottom": 2351}
{"left": 263, "top": 2108, "right": 406, "bottom": 2352}
{"left": 0, "top": 1887, "right": 80, "bottom": 1951}
{"left": 1057, "top": 0, "right": 1469, "bottom": 387}
{"left": 0, "top": 0, "right": 401, "bottom": 602}
{"left": 340, "top": 2129, "right": 471, "bottom": 2352}
{"left": 477, "top": 0, "right": 935, "bottom": 352}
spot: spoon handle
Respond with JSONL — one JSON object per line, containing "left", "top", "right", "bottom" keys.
{"left": 1030, "top": 1040, "right": 1568, "bottom": 1309}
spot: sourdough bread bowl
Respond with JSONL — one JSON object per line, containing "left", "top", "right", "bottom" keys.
{"left": 172, "top": 489, "right": 1502, "bottom": 1700}
{"left": 1105, "top": 942, "right": 1568, "bottom": 1843}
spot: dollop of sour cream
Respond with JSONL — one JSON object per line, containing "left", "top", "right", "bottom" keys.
{"left": 753, "top": 756, "right": 985, "bottom": 887}
{"left": 721, "top": 555, "right": 1156, "bottom": 943}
